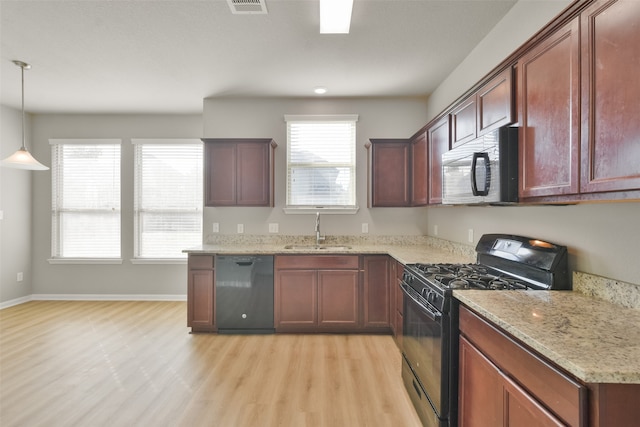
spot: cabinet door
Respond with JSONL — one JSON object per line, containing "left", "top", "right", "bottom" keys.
{"left": 362, "top": 256, "right": 390, "bottom": 328}
{"left": 427, "top": 116, "right": 451, "bottom": 205}
{"left": 580, "top": 0, "right": 640, "bottom": 193}
{"left": 274, "top": 270, "right": 317, "bottom": 329}
{"left": 477, "top": 67, "right": 515, "bottom": 135}
{"left": 317, "top": 270, "right": 359, "bottom": 329}
{"left": 236, "top": 142, "right": 270, "bottom": 206}
{"left": 502, "top": 373, "right": 565, "bottom": 427}
{"left": 459, "top": 336, "right": 503, "bottom": 427}
{"left": 371, "top": 140, "right": 411, "bottom": 207}
{"left": 451, "top": 95, "right": 477, "bottom": 147}
{"left": 518, "top": 18, "right": 581, "bottom": 198}
{"left": 460, "top": 336, "right": 565, "bottom": 427}
{"left": 411, "top": 132, "right": 428, "bottom": 206}
{"left": 188, "top": 268, "right": 215, "bottom": 330}
{"left": 205, "top": 142, "right": 237, "bottom": 206}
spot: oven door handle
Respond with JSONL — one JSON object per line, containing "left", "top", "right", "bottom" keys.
{"left": 400, "top": 282, "right": 442, "bottom": 323}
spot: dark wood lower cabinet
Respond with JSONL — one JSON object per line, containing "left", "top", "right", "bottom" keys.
{"left": 459, "top": 304, "right": 640, "bottom": 427}
{"left": 318, "top": 270, "right": 359, "bottom": 328}
{"left": 362, "top": 256, "right": 390, "bottom": 329}
{"left": 274, "top": 255, "right": 390, "bottom": 333}
{"left": 275, "top": 269, "right": 318, "bottom": 329}
{"left": 187, "top": 255, "right": 216, "bottom": 332}
{"left": 459, "top": 336, "right": 564, "bottom": 427}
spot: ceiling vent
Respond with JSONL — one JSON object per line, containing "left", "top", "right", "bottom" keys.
{"left": 227, "top": 0, "right": 267, "bottom": 14}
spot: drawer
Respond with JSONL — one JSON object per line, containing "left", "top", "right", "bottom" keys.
{"left": 188, "top": 254, "right": 214, "bottom": 270}
{"left": 275, "top": 255, "right": 359, "bottom": 270}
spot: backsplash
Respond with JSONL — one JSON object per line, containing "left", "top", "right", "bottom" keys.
{"left": 573, "top": 272, "right": 640, "bottom": 310}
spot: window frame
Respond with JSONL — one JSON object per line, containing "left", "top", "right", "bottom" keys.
{"left": 284, "top": 114, "right": 359, "bottom": 214}
{"left": 48, "top": 139, "right": 123, "bottom": 264}
{"left": 131, "top": 139, "right": 203, "bottom": 263}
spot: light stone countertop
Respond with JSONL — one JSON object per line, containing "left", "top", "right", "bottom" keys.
{"left": 454, "top": 290, "right": 640, "bottom": 384}
{"left": 183, "top": 242, "right": 474, "bottom": 266}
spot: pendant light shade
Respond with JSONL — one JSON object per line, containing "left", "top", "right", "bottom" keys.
{"left": 1, "top": 60, "right": 49, "bottom": 171}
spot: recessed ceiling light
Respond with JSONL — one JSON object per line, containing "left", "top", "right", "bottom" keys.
{"left": 314, "top": 87, "right": 328, "bottom": 95}
{"left": 320, "top": 0, "right": 354, "bottom": 34}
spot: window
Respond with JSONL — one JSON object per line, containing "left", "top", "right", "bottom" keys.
{"left": 133, "top": 139, "right": 202, "bottom": 259}
{"left": 285, "top": 115, "right": 358, "bottom": 211}
{"left": 50, "top": 139, "right": 121, "bottom": 260}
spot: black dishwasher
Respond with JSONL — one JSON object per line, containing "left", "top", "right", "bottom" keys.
{"left": 215, "top": 255, "right": 274, "bottom": 334}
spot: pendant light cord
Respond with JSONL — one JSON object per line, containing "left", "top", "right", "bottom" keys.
{"left": 20, "top": 63, "right": 27, "bottom": 151}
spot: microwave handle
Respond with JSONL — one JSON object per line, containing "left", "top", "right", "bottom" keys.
{"left": 471, "top": 152, "right": 491, "bottom": 196}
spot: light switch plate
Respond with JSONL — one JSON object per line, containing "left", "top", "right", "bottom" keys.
{"left": 269, "top": 223, "right": 279, "bottom": 233}
{"left": 212, "top": 222, "right": 219, "bottom": 233}
{"left": 362, "top": 223, "right": 369, "bottom": 233}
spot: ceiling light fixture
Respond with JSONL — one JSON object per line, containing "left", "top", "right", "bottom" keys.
{"left": 1, "top": 61, "right": 49, "bottom": 171}
{"left": 320, "top": 0, "right": 354, "bottom": 34}
{"left": 314, "top": 87, "right": 328, "bottom": 95}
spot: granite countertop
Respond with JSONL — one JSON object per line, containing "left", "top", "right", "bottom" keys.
{"left": 454, "top": 290, "right": 640, "bottom": 384}
{"left": 183, "top": 242, "right": 474, "bottom": 266}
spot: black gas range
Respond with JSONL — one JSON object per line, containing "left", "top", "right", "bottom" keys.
{"left": 400, "top": 234, "right": 569, "bottom": 427}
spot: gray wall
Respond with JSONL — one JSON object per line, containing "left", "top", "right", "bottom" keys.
{"left": 202, "top": 97, "right": 430, "bottom": 240}
{"left": 28, "top": 114, "right": 202, "bottom": 297}
{"left": 424, "top": 0, "right": 640, "bottom": 286}
{"left": 0, "top": 106, "right": 34, "bottom": 304}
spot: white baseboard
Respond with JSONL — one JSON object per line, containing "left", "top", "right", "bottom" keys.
{"left": 0, "top": 295, "right": 33, "bottom": 310}
{"left": 1, "top": 294, "right": 186, "bottom": 309}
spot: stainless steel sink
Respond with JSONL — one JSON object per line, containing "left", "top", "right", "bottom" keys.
{"left": 283, "top": 244, "right": 352, "bottom": 251}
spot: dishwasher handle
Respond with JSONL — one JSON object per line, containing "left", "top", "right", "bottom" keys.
{"left": 235, "top": 261, "right": 254, "bottom": 267}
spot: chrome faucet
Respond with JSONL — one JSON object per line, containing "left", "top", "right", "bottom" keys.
{"left": 315, "top": 212, "right": 326, "bottom": 246}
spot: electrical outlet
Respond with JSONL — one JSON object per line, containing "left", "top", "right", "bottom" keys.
{"left": 361, "top": 223, "right": 369, "bottom": 233}
{"left": 269, "top": 223, "right": 279, "bottom": 233}
{"left": 212, "top": 222, "right": 219, "bottom": 233}
{"left": 237, "top": 224, "right": 244, "bottom": 234}
{"left": 0, "top": 210, "right": 4, "bottom": 220}
{"left": 17, "top": 272, "right": 23, "bottom": 282}
{"left": 468, "top": 228, "right": 474, "bottom": 243}
{"left": 434, "top": 225, "right": 439, "bottom": 236}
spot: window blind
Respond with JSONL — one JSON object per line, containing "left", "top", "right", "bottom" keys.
{"left": 285, "top": 115, "right": 357, "bottom": 207}
{"left": 133, "top": 140, "right": 202, "bottom": 259}
{"left": 51, "top": 141, "right": 121, "bottom": 258}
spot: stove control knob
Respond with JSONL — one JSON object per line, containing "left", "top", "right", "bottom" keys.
{"left": 426, "top": 292, "right": 437, "bottom": 304}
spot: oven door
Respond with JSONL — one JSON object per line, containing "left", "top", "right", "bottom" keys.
{"left": 401, "top": 281, "right": 449, "bottom": 424}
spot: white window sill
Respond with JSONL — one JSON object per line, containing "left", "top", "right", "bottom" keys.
{"left": 48, "top": 258, "right": 123, "bottom": 265}
{"left": 283, "top": 206, "right": 359, "bottom": 215}
{"left": 130, "top": 258, "right": 187, "bottom": 265}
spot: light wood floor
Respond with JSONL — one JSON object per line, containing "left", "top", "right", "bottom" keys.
{"left": 0, "top": 301, "right": 422, "bottom": 427}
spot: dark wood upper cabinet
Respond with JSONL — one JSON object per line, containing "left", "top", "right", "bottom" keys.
{"left": 411, "top": 131, "right": 428, "bottom": 206}
{"left": 477, "top": 67, "right": 515, "bottom": 135}
{"left": 518, "top": 17, "right": 581, "bottom": 199}
{"left": 452, "top": 66, "right": 514, "bottom": 149}
{"left": 580, "top": 0, "right": 640, "bottom": 194}
{"left": 451, "top": 96, "right": 478, "bottom": 148}
{"left": 427, "top": 115, "right": 451, "bottom": 205}
{"left": 203, "top": 138, "right": 276, "bottom": 207}
{"left": 370, "top": 139, "right": 411, "bottom": 207}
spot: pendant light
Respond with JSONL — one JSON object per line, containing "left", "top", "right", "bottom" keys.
{"left": 1, "top": 60, "right": 49, "bottom": 170}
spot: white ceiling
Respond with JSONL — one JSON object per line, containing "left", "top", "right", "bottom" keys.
{"left": 0, "top": 0, "right": 517, "bottom": 114}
